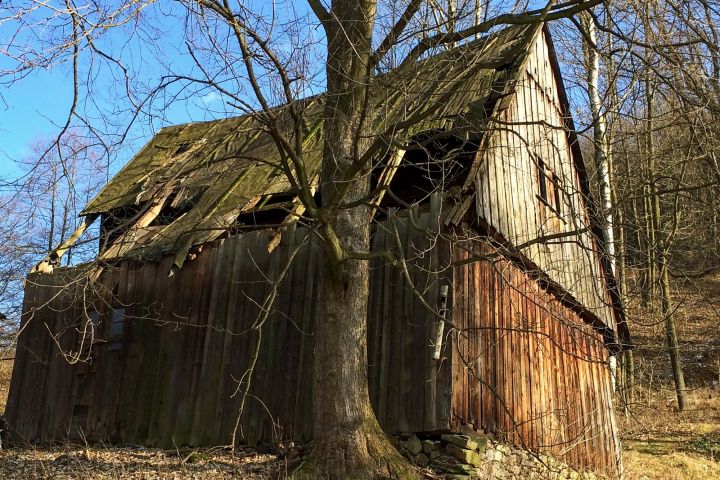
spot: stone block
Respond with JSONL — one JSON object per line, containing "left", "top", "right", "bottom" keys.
{"left": 445, "top": 444, "right": 484, "bottom": 467}
{"left": 421, "top": 439, "right": 440, "bottom": 453}
{"left": 404, "top": 435, "right": 422, "bottom": 456}
{"left": 441, "top": 433, "right": 478, "bottom": 451}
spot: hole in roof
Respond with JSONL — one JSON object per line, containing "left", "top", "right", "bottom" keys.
{"left": 149, "top": 190, "right": 201, "bottom": 227}
{"left": 376, "top": 130, "right": 478, "bottom": 210}
{"left": 173, "top": 142, "right": 194, "bottom": 156}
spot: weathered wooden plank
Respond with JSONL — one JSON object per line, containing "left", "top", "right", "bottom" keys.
{"left": 263, "top": 225, "right": 297, "bottom": 442}
{"left": 189, "top": 239, "right": 233, "bottom": 445}
{"left": 407, "top": 215, "right": 426, "bottom": 432}
{"left": 174, "top": 246, "right": 216, "bottom": 444}
{"left": 144, "top": 256, "right": 181, "bottom": 446}
{"left": 422, "top": 216, "right": 439, "bottom": 432}
{"left": 280, "top": 225, "right": 308, "bottom": 439}
{"left": 116, "top": 262, "right": 141, "bottom": 441}
{"left": 435, "top": 234, "right": 453, "bottom": 431}
{"left": 241, "top": 231, "right": 272, "bottom": 446}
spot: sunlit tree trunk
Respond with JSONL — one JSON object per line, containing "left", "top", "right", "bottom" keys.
{"left": 580, "top": 11, "right": 615, "bottom": 273}
{"left": 305, "top": 1, "right": 417, "bottom": 478}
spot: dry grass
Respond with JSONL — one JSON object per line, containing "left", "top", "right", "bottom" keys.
{"left": 624, "top": 450, "right": 720, "bottom": 480}
{"left": 619, "top": 387, "right": 720, "bottom": 479}
{"left": 618, "top": 271, "right": 720, "bottom": 479}
{"left": 0, "top": 355, "right": 12, "bottom": 413}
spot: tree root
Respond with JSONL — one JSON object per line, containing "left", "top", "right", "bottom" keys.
{"left": 290, "top": 419, "right": 421, "bottom": 480}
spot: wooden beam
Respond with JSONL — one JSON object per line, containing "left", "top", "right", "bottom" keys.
{"left": 370, "top": 149, "right": 406, "bottom": 219}
{"left": 267, "top": 185, "right": 317, "bottom": 253}
{"left": 31, "top": 213, "right": 99, "bottom": 274}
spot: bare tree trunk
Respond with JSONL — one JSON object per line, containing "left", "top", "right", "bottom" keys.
{"left": 447, "top": 0, "right": 456, "bottom": 35}
{"left": 625, "top": 349, "right": 635, "bottom": 408}
{"left": 643, "top": 184, "right": 657, "bottom": 311}
{"left": 474, "top": 0, "right": 483, "bottom": 38}
{"left": 659, "top": 248, "right": 686, "bottom": 411}
{"left": 581, "top": 11, "right": 615, "bottom": 272}
{"left": 644, "top": 75, "right": 658, "bottom": 312}
{"left": 48, "top": 163, "right": 58, "bottom": 253}
{"left": 304, "top": 1, "right": 416, "bottom": 477}
{"left": 714, "top": 187, "right": 720, "bottom": 257}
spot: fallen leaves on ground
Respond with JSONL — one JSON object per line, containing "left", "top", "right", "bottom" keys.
{"left": 0, "top": 445, "right": 289, "bottom": 479}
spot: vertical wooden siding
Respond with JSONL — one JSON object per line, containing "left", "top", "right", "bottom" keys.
{"left": 6, "top": 215, "right": 451, "bottom": 447}
{"left": 475, "top": 30, "right": 617, "bottom": 333}
{"left": 451, "top": 241, "right": 620, "bottom": 478}
{"left": 6, "top": 216, "right": 620, "bottom": 477}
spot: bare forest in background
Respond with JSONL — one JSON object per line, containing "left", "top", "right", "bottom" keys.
{"left": 1, "top": 0, "right": 720, "bottom": 479}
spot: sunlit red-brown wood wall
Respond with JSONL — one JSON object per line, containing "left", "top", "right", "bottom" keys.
{"left": 451, "top": 240, "right": 620, "bottom": 478}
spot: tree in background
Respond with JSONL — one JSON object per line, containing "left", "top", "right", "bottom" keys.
{"left": 554, "top": 0, "right": 720, "bottom": 413}
{"left": 0, "top": 134, "right": 106, "bottom": 346}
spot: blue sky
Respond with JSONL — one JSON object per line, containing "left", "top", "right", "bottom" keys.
{"left": 0, "top": 1, "right": 583, "bottom": 180}
{"left": 0, "top": 1, "right": 323, "bottom": 179}
{"left": 0, "top": 70, "right": 73, "bottom": 172}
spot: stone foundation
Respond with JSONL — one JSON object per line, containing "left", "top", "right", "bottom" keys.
{"left": 393, "top": 433, "right": 604, "bottom": 479}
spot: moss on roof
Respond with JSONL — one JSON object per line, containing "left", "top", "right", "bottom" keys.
{"left": 83, "top": 23, "right": 538, "bottom": 263}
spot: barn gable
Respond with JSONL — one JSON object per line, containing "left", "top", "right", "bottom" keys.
{"left": 473, "top": 28, "right": 624, "bottom": 341}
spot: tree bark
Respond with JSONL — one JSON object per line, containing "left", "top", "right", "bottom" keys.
{"left": 300, "top": 1, "right": 417, "bottom": 478}
{"left": 581, "top": 11, "right": 615, "bottom": 273}
{"left": 660, "top": 250, "right": 687, "bottom": 411}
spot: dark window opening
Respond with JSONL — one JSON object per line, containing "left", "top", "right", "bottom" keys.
{"left": 536, "top": 156, "right": 563, "bottom": 215}
{"left": 537, "top": 158, "right": 548, "bottom": 202}
{"left": 72, "top": 404, "right": 89, "bottom": 418}
{"left": 107, "top": 307, "right": 126, "bottom": 352}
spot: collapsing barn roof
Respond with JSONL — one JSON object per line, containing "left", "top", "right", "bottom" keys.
{"left": 34, "top": 23, "right": 628, "bottom": 345}
{"left": 79, "top": 23, "right": 538, "bottom": 265}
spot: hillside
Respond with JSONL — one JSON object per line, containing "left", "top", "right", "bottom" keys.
{"left": 620, "top": 272, "right": 720, "bottom": 479}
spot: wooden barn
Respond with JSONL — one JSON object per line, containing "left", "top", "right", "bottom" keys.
{"left": 6, "top": 24, "right": 629, "bottom": 477}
